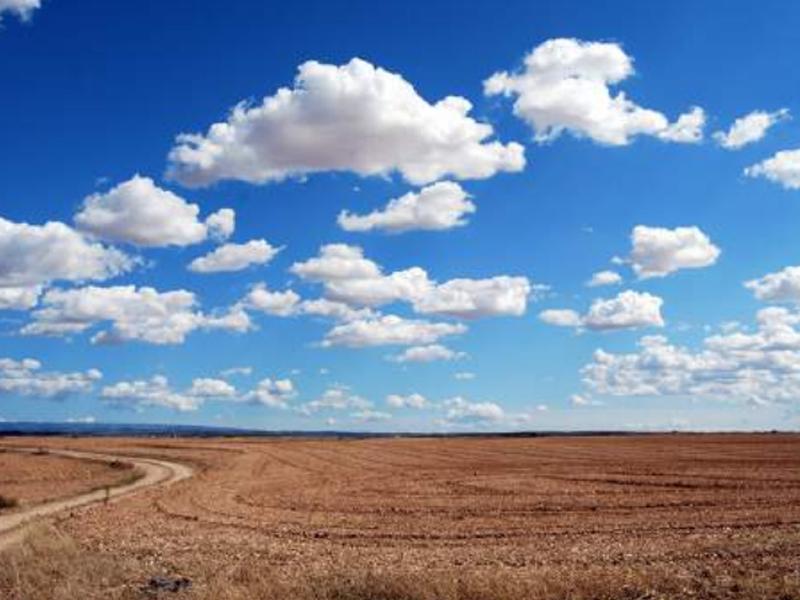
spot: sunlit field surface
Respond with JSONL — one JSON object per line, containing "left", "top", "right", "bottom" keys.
{"left": 1, "top": 434, "right": 799, "bottom": 599}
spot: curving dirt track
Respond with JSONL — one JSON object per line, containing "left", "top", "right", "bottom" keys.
{"left": 2, "top": 434, "right": 799, "bottom": 593}
{"left": 0, "top": 447, "right": 193, "bottom": 551}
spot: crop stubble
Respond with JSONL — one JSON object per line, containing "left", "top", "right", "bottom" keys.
{"left": 1, "top": 433, "right": 799, "bottom": 597}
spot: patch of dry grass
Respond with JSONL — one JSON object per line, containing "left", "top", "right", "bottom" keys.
{"left": 195, "top": 560, "right": 800, "bottom": 600}
{"left": 2, "top": 527, "right": 799, "bottom": 600}
{"left": 0, "top": 526, "right": 139, "bottom": 600}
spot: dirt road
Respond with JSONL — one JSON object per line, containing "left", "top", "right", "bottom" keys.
{"left": 0, "top": 447, "right": 194, "bottom": 551}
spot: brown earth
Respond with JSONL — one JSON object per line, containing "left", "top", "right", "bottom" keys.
{"left": 0, "top": 448, "right": 138, "bottom": 510}
{"left": 1, "top": 433, "right": 799, "bottom": 599}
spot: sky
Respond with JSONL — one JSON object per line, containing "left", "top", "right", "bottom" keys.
{"left": 2, "top": 0, "right": 800, "bottom": 432}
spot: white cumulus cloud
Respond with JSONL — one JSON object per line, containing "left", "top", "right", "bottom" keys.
{"left": 188, "top": 239, "right": 281, "bottom": 273}
{"left": 241, "top": 283, "right": 301, "bottom": 316}
{"left": 412, "top": 276, "right": 532, "bottom": 319}
{"left": 167, "top": 58, "right": 524, "bottom": 187}
{"left": 745, "top": 265, "right": 800, "bottom": 304}
{"left": 586, "top": 270, "right": 622, "bottom": 287}
{"left": 238, "top": 284, "right": 379, "bottom": 322}
{"left": 74, "top": 175, "right": 235, "bottom": 247}
{"left": 745, "top": 149, "right": 800, "bottom": 190}
{"left": 291, "top": 244, "right": 534, "bottom": 318}
{"left": 300, "top": 384, "right": 371, "bottom": 414}
{"left": 0, "top": 216, "right": 133, "bottom": 289}
{"left": 244, "top": 378, "right": 296, "bottom": 408}
{"left": 205, "top": 208, "right": 235, "bottom": 241}
{"left": 581, "top": 305, "right": 800, "bottom": 405}
{"left": 539, "top": 308, "right": 583, "bottom": 328}
{"left": 540, "top": 290, "right": 665, "bottom": 332}
{"left": 290, "top": 244, "right": 381, "bottom": 283}
{"left": 629, "top": 225, "right": 720, "bottom": 279}
{"left": 386, "top": 393, "right": 427, "bottom": 409}
{"left": 0, "top": 286, "right": 41, "bottom": 310}
{"left": 298, "top": 298, "right": 377, "bottom": 322}
{"left": 338, "top": 181, "right": 475, "bottom": 233}
{"left": 187, "top": 378, "right": 237, "bottom": 398}
{"left": 443, "top": 396, "right": 505, "bottom": 423}
{"left": 22, "top": 285, "right": 251, "bottom": 345}
{"left": 484, "top": 38, "right": 704, "bottom": 146}
{"left": 101, "top": 375, "right": 203, "bottom": 412}
{"left": 322, "top": 314, "right": 466, "bottom": 348}
{"left": 0, "top": 357, "right": 101, "bottom": 399}
{"left": 713, "top": 109, "right": 789, "bottom": 150}
{"left": 103, "top": 373, "right": 301, "bottom": 412}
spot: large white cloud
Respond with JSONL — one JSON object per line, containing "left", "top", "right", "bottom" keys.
{"left": 581, "top": 306, "right": 800, "bottom": 405}
{"left": 102, "top": 376, "right": 203, "bottom": 412}
{"left": 0, "top": 357, "right": 101, "bottom": 399}
{"left": 290, "top": 244, "right": 381, "bottom": 283}
{"left": 0, "top": 217, "right": 133, "bottom": 289}
{"left": 322, "top": 314, "right": 466, "bottom": 348}
{"left": 188, "top": 239, "right": 281, "bottom": 273}
{"left": 319, "top": 265, "right": 431, "bottom": 308}
{"left": 745, "top": 149, "right": 800, "bottom": 190}
{"left": 0, "top": 0, "right": 40, "bottom": 22}
{"left": 629, "top": 225, "right": 720, "bottom": 279}
{"left": 713, "top": 109, "right": 789, "bottom": 150}
{"left": 22, "top": 285, "right": 251, "bottom": 345}
{"left": 484, "top": 38, "right": 704, "bottom": 146}
{"left": 0, "top": 286, "right": 41, "bottom": 310}
{"left": 74, "top": 175, "right": 235, "bottom": 247}
{"left": 239, "top": 283, "right": 378, "bottom": 322}
{"left": 167, "top": 58, "right": 525, "bottom": 187}
{"left": 338, "top": 182, "right": 476, "bottom": 233}
{"left": 102, "top": 373, "right": 299, "bottom": 412}
{"left": 745, "top": 265, "right": 800, "bottom": 304}
{"left": 291, "top": 244, "right": 534, "bottom": 318}
{"left": 413, "top": 276, "right": 532, "bottom": 318}
{"left": 540, "top": 290, "right": 664, "bottom": 331}
{"left": 389, "top": 344, "right": 466, "bottom": 363}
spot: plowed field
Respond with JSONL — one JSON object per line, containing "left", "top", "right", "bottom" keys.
{"left": 1, "top": 433, "right": 799, "bottom": 598}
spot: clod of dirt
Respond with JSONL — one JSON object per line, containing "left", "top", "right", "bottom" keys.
{"left": 144, "top": 575, "right": 192, "bottom": 593}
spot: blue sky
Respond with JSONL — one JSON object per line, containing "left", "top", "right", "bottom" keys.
{"left": 2, "top": 0, "right": 800, "bottom": 431}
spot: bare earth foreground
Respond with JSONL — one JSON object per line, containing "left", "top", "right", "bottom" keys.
{"left": 0, "top": 434, "right": 799, "bottom": 599}
{"left": 0, "top": 448, "right": 139, "bottom": 509}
